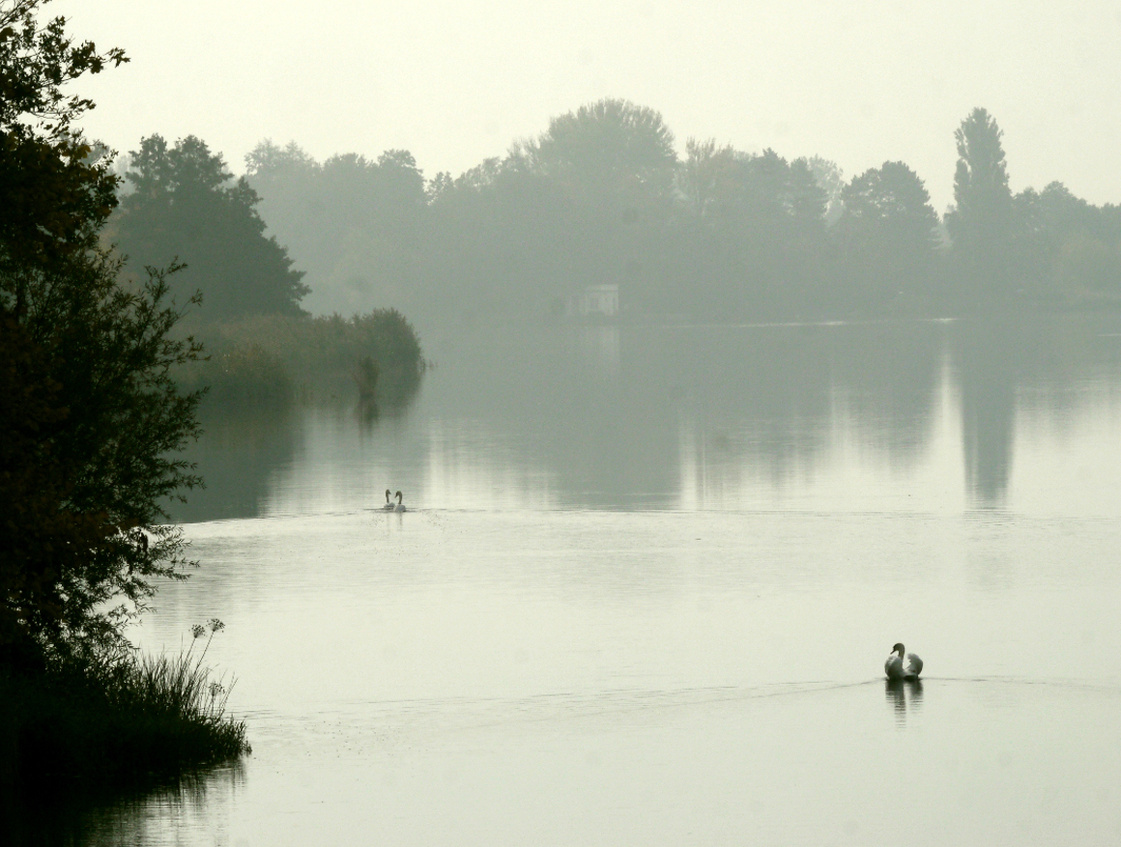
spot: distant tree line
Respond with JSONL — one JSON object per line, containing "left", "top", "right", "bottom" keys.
{"left": 104, "top": 101, "right": 1121, "bottom": 334}
{"left": 101, "top": 102, "right": 1121, "bottom": 386}
{"left": 132, "top": 99, "right": 1111, "bottom": 332}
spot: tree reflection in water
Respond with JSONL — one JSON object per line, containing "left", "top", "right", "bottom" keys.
{"left": 167, "top": 314, "right": 1121, "bottom": 521}
{"left": 5, "top": 760, "right": 246, "bottom": 847}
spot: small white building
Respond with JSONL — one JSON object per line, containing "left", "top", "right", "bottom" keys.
{"left": 568, "top": 284, "right": 619, "bottom": 318}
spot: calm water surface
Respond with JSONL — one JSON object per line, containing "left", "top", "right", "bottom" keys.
{"left": 76, "top": 319, "right": 1121, "bottom": 844}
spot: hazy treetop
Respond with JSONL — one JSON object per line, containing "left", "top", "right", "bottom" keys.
{"left": 52, "top": 0, "right": 1121, "bottom": 212}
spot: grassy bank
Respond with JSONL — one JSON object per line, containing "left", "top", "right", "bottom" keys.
{"left": 178, "top": 308, "right": 427, "bottom": 407}
{"left": 0, "top": 622, "right": 248, "bottom": 798}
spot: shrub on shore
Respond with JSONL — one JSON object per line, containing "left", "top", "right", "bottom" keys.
{"left": 1, "top": 621, "right": 248, "bottom": 796}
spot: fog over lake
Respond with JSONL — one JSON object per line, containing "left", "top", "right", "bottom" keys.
{"left": 55, "top": 316, "right": 1121, "bottom": 846}
{"left": 12, "top": 2, "right": 1121, "bottom": 843}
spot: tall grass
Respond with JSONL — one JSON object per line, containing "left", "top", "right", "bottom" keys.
{"left": 94, "top": 619, "right": 249, "bottom": 761}
{"left": 1, "top": 620, "right": 249, "bottom": 797}
{"left": 198, "top": 343, "right": 294, "bottom": 405}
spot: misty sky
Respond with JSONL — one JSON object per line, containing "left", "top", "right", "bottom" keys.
{"left": 54, "top": 0, "right": 1121, "bottom": 211}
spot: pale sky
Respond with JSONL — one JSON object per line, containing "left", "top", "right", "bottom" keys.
{"left": 53, "top": 0, "right": 1121, "bottom": 212}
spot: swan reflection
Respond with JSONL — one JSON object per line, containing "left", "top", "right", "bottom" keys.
{"left": 885, "top": 678, "right": 923, "bottom": 725}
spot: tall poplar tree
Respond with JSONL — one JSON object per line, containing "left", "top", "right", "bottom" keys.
{"left": 946, "top": 108, "right": 1014, "bottom": 300}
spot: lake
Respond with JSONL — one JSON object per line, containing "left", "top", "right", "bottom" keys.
{"left": 59, "top": 316, "right": 1121, "bottom": 844}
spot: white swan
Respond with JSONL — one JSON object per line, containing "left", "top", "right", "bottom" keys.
{"left": 393, "top": 490, "right": 407, "bottom": 512}
{"left": 380, "top": 489, "right": 394, "bottom": 510}
{"left": 885, "top": 642, "right": 923, "bottom": 680}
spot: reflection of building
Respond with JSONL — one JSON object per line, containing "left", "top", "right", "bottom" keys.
{"left": 567, "top": 284, "right": 619, "bottom": 318}
{"left": 581, "top": 325, "right": 621, "bottom": 378}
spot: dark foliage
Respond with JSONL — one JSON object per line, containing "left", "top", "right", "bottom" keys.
{"left": 1, "top": 0, "right": 124, "bottom": 296}
{"left": 114, "top": 134, "right": 309, "bottom": 323}
{"left": 0, "top": 257, "right": 204, "bottom": 664}
{"left": 1, "top": 621, "right": 248, "bottom": 801}
{"left": 1, "top": 0, "right": 203, "bottom": 668}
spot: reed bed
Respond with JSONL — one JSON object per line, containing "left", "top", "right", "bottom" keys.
{"left": 178, "top": 308, "right": 426, "bottom": 406}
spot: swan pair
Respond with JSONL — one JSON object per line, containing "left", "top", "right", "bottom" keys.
{"left": 380, "top": 489, "right": 407, "bottom": 512}
{"left": 884, "top": 643, "right": 922, "bottom": 679}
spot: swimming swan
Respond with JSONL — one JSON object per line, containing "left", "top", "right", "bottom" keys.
{"left": 885, "top": 643, "right": 923, "bottom": 680}
{"left": 380, "top": 489, "right": 395, "bottom": 510}
{"left": 393, "top": 490, "right": 407, "bottom": 512}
